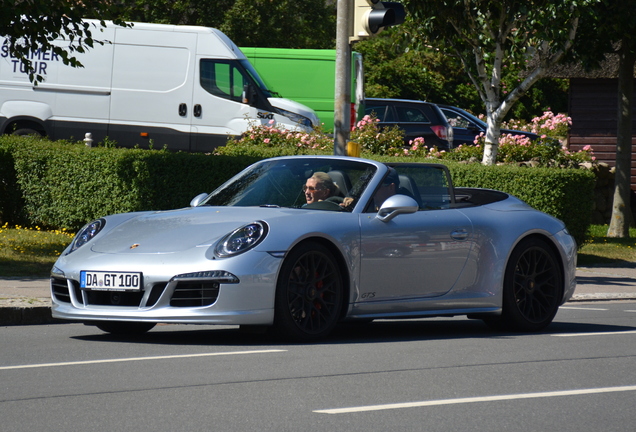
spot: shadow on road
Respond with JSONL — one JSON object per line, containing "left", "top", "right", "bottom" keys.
{"left": 70, "top": 317, "right": 636, "bottom": 347}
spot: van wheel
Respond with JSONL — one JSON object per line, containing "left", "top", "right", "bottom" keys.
{"left": 12, "top": 128, "right": 42, "bottom": 137}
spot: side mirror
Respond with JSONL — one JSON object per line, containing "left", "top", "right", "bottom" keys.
{"left": 376, "top": 194, "right": 419, "bottom": 222}
{"left": 190, "top": 193, "right": 208, "bottom": 207}
{"left": 242, "top": 83, "right": 258, "bottom": 106}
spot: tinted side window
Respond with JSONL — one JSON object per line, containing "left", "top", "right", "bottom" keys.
{"left": 395, "top": 106, "right": 430, "bottom": 123}
{"left": 441, "top": 109, "right": 472, "bottom": 128}
{"left": 200, "top": 59, "right": 246, "bottom": 102}
{"left": 364, "top": 104, "right": 388, "bottom": 121}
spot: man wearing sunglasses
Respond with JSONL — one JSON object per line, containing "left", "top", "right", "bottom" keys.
{"left": 303, "top": 172, "right": 339, "bottom": 204}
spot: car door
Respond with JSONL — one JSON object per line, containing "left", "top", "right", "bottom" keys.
{"left": 358, "top": 208, "right": 474, "bottom": 303}
{"left": 356, "top": 164, "right": 475, "bottom": 307}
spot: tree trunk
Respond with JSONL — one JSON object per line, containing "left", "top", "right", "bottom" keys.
{"left": 607, "top": 40, "right": 635, "bottom": 238}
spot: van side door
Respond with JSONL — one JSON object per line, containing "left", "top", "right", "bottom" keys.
{"left": 109, "top": 28, "right": 196, "bottom": 150}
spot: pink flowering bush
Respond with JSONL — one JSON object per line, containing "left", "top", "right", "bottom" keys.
{"left": 350, "top": 114, "right": 406, "bottom": 156}
{"left": 217, "top": 111, "right": 593, "bottom": 168}
{"left": 217, "top": 119, "right": 332, "bottom": 155}
{"left": 461, "top": 111, "right": 592, "bottom": 167}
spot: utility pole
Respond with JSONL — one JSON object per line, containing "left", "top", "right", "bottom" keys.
{"left": 333, "top": 0, "right": 352, "bottom": 156}
{"left": 333, "top": 1, "right": 406, "bottom": 156}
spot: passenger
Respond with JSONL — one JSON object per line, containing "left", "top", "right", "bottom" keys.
{"left": 373, "top": 167, "right": 399, "bottom": 209}
{"left": 304, "top": 172, "right": 339, "bottom": 204}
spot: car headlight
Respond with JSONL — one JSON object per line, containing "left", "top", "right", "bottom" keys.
{"left": 67, "top": 219, "right": 106, "bottom": 254}
{"left": 276, "top": 108, "right": 313, "bottom": 128}
{"left": 215, "top": 221, "right": 268, "bottom": 258}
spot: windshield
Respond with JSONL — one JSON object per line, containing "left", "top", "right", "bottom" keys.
{"left": 239, "top": 59, "right": 273, "bottom": 98}
{"left": 201, "top": 158, "right": 377, "bottom": 211}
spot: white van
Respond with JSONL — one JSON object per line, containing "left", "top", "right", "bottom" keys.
{"left": 0, "top": 20, "right": 319, "bottom": 151}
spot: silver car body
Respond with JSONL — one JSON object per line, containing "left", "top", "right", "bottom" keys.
{"left": 51, "top": 156, "right": 577, "bottom": 334}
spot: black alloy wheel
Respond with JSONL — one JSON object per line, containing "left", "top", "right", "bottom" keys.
{"left": 489, "top": 237, "right": 563, "bottom": 332}
{"left": 274, "top": 242, "right": 343, "bottom": 341}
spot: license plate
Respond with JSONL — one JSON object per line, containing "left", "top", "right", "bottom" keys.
{"left": 80, "top": 271, "right": 142, "bottom": 291}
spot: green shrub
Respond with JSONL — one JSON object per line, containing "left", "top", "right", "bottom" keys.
{"left": 0, "top": 135, "right": 594, "bottom": 247}
{"left": 2, "top": 137, "right": 259, "bottom": 230}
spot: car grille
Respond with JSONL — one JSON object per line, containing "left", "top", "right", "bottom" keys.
{"left": 51, "top": 277, "right": 219, "bottom": 308}
{"left": 52, "top": 278, "right": 167, "bottom": 308}
{"left": 170, "top": 281, "right": 220, "bottom": 307}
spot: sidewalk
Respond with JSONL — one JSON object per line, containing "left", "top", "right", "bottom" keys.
{"left": 1, "top": 266, "right": 636, "bottom": 326}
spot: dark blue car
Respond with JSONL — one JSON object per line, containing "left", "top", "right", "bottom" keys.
{"left": 439, "top": 105, "right": 539, "bottom": 146}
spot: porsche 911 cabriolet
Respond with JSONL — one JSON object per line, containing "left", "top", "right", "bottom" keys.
{"left": 51, "top": 156, "right": 577, "bottom": 340}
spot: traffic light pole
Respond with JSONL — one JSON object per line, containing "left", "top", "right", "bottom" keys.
{"left": 333, "top": 0, "right": 352, "bottom": 156}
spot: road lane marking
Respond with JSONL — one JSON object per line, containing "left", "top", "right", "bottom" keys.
{"left": 560, "top": 306, "right": 608, "bottom": 311}
{"left": 0, "top": 350, "right": 286, "bottom": 371}
{"left": 552, "top": 330, "right": 636, "bottom": 337}
{"left": 314, "top": 385, "right": 636, "bottom": 414}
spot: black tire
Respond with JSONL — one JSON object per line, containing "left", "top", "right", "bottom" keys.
{"left": 95, "top": 321, "right": 156, "bottom": 335}
{"left": 488, "top": 237, "right": 563, "bottom": 332}
{"left": 12, "top": 128, "right": 42, "bottom": 137}
{"left": 273, "top": 242, "right": 343, "bottom": 341}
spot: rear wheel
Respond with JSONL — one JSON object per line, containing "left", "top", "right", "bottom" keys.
{"left": 273, "top": 242, "right": 343, "bottom": 341}
{"left": 487, "top": 237, "right": 563, "bottom": 332}
{"left": 95, "top": 321, "right": 156, "bottom": 335}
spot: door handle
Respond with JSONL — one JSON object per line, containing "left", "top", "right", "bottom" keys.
{"left": 194, "top": 104, "right": 202, "bottom": 117}
{"left": 450, "top": 229, "right": 469, "bottom": 241}
{"left": 179, "top": 103, "right": 187, "bottom": 117}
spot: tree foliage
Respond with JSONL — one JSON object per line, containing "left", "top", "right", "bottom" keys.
{"left": 121, "top": 0, "right": 337, "bottom": 49}
{"left": 401, "top": 0, "right": 587, "bottom": 164}
{"left": 0, "top": 0, "right": 129, "bottom": 83}
{"left": 219, "top": 0, "right": 336, "bottom": 48}
{"left": 354, "top": 29, "right": 568, "bottom": 121}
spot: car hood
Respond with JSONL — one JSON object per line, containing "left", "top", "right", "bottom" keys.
{"left": 90, "top": 206, "right": 292, "bottom": 254}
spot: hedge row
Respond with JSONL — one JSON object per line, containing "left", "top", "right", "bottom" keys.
{"left": 0, "top": 137, "right": 595, "bottom": 246}
{"left": 0, "top": 136, "right": 259, "bottom": 230}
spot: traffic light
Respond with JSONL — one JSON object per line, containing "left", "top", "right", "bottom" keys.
{"left": 350, "top": 0, "right": 406, "bottom": 42}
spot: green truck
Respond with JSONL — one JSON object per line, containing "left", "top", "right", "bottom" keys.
{"left": 241, "top": 47, "right": 364, "bottom": 132}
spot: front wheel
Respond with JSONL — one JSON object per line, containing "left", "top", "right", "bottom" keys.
{"left": 12, "top": 128, "right": 42, "bottom": 137}
{"left": 273, "top": 242, "right": 343, "bottom": 341}
{"left": 488, "top": 237, "right": 563, "bottom": 332}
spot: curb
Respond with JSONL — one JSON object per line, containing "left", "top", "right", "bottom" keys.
{"left": 0, "top": 305, "right": 61, "bottom": 326}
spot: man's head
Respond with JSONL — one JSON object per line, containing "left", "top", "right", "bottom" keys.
{"left": 374, "top": 167, "right": 399, "bottom": 207}
{"left": 304, "top": 172, "right": 337, "bottom": 204}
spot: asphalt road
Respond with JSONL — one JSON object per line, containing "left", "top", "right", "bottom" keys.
{"left": 1, "top": 302, "right": 635, "bottom": 431}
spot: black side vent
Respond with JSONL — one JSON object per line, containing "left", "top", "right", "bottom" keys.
{"left": 146, "top": 283, "right": 167, "bottom": 307}
{"left": 51, "top": 277, "right": 71, "bottom": 303}
{"left": 170, "top": 281, "right": 220, "bottom": 307}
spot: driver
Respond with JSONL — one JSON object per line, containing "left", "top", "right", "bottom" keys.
{"left": 304, "top": 172, "right": 339, "bottom": 204}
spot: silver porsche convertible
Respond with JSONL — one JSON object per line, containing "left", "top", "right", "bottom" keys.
{"left": 51, "top": 155, "right": 577, "bottom": 340}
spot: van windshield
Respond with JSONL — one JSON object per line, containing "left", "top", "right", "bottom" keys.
{"left": 239, "top": 59, "right": 272, "bottom": 98}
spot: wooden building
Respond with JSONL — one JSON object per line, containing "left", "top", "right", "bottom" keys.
{"left": 549, "top": 59, "right": 636, "bottom": 189}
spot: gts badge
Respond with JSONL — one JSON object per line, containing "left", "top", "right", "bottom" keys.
{"left": 257, "top": 111, "right": 275, "bottom": 120}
